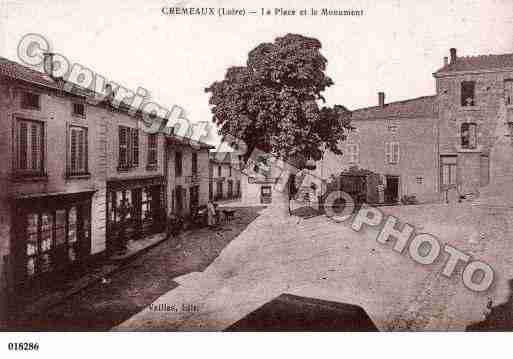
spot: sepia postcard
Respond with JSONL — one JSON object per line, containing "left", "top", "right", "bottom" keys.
{"left": 1, "top": 0, "right": 513, "bottom": 356}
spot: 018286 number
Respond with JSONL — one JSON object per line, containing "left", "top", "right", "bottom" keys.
{"left": 8, "top": 342, "right": 39, "bottom": 351}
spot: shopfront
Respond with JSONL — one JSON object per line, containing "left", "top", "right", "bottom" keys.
{"left": 11, "top": 190, "right": 94, "bottom": 291}
{"left": 106, "top": 176, "right": 165, "bottom": 254}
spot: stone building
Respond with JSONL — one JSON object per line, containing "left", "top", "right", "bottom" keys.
{"left": 317, "top": 48, "right": 513, "bottom": 204}
{"left": 0, "top": 56, "right": 211, "bottom": 319}
{"left": 209, "top": 152, "right": 242, "bottom": 201}
{"left": 166, "top": 136, "right": 213, "bottom": 216}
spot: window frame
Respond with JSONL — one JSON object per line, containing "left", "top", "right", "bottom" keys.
{"left": 118, "top": 126, "right": 139, "bottom": 170}
{"left": 72, "top": 102, "right": 86, "bottom": 118}
{"left": 67, "top": 125, "right": 89, "bottom": 177}
{"left": 385, "top": 142, "right": 400, "bottom": 164}
{"left": 21, "top": 91, "right": 41, "bottom": 110}
{"left": 147, "top": 133, "right": 158, "bottom": 169}
{"left": 14, "top": 118, "right": 46, "bottom": 178}
{"left": 347, "top": 143, "right": 359, "bottom": 164}
{"left": 461, "top": 81, "right": 476, "bottom": 107}
{"left": 460, "top": 122, "right": 477, "bottom": 149}
{"left": 440, "top": 155, "right": 457, "bottom": 188}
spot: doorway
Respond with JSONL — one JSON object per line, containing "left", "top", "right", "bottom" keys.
{"left": 385, "top": 175, "right": 399, "bottom": 204}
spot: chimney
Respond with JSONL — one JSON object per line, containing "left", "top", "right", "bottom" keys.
{"left": 43, "top": 52, "right": 55, "bottom": 78}
{"left": 450, "top": 48, "right": 457, "bottom": 64}
{"left": 378, "top": 92, "right": 385, "bottom": 108}
{"left": 443, "top": 56, "right": 448, "bottom": 66}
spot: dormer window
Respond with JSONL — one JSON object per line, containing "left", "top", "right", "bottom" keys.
{"left": 21, "top": 91, "right": 40, "bottom": 110}
{"left": 461, "top": 123, "right": 477, "bottom": 149}
{"left": 461, "top": 81, "right": 475, "bottom": 107}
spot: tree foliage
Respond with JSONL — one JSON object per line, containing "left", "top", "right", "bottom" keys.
{"left": 205, "top": 33, "right": 353, "bottom": 165}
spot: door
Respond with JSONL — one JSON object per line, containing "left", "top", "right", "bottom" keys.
{"left": 260, "top": 186, "right": 272, "bottom": 204}
{"left": 385, "top": 176, "right": 399, "bottom": 203}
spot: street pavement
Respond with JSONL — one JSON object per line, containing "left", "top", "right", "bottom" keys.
{"left": 115, "top": 197, "right": 513, "bottom": 331}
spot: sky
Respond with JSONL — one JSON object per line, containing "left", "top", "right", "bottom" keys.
{"left": 1, "top": 0, "right": 513, "bottom": 146}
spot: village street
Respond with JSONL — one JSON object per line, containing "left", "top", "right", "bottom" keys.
{"left": 115, "top": 198, "right": 513, "bottom": 331}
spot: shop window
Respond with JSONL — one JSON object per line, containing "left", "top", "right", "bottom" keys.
{"left": 461, "top": 123, "right": 477, "bottom": 149}
{"left": 461, "top": 81, "right": 475, "bottom": 107}
{"left": 16, "top": 119, "right": 44, "bottom": 176}
{"left": 141, "top": 188, "right": 153, "bottom": 221}
{"left": 23, "top": 204, "right": 89, "bottom": 278}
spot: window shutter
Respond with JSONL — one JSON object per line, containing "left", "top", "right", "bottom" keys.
{"left": 119, "top": 126, "right": 127, "bottom": 167}
{"left": 70, "top": 128, "right": 78, "bottom": 172}
{"left": 132, "top": 128, "right": 139, "bottom": 166}
{"left": 30, "top": 123, "right": 39, "bottom": 170}
{"left": 84, "top": 129, "right": 88, "bottom": 172}
{"left": 78, "top": 129, "right": 85, "bottom": 171}
{"left": 19, "top": 121, "right": 28, "bottom": 170}
{"left": 394, "top": 143, "right": 400, "bottom": 163}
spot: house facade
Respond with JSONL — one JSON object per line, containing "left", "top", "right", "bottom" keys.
{"left": 166, "top": 136, "right": 212, "bottom": 216}
{"left": 315, "top": 94, "right": 439, "bottom": 203}
{"left": 209, "top": 152, "right": 242, "bottom": 201}
{"left": 316, "top": 48, "right": 513, "bottom": 205}
{"left": 0, "top": 56, "right": 211, "bottom": 321}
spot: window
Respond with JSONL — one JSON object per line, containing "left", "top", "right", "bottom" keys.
{"left": 16, "top": 119, "right": 44, "bottom": 175}
{"left": 441, "top": 156, "right": 457, "bottom": 187}
{"left": 141, "top": 187, "right": 153, "bottom": 221}
{"left": 192, "top": 152, "right": 198, "bottom": 175}
{"left": 461, "top": 81, "right": 475, "bottom": 107}
{"left": 175, "top": 151, "right": 183, "bottom": 177}
{"left": 461, "top": 123, "right": 477, "bottom": 149}
{"left": 347, "top": 144, "right": 359, "bottom": 164}
{"left": 118, "top": 126, "right": 139, "bottom": 169}
{"left": 21, "top": 91, "right": 40, "bottom": 110}
{"left": 218, "top": 165, "right": 222, "bottom": 177}
{"left": 385, "top": 142, "right": 400, "bottom": 164}
{"left": 68, "top": 126, "right": 88, "bottom": 176}
{"left": 147, "top": 134, "right": 158, "bottom": 167}
{"left": 236, "top": 180, "right": 241, "bottom": 197}
{"left": 23, "top": 204, "right": 90, "bottom": 278}
{"left": 416, "top": 177, "right": 424, "bottom": 185}
{"left": 72, "top": 103, "right": 85, "bottom": 117}
{"left": 505, "top": 80, "right": 513, "bottom": 106}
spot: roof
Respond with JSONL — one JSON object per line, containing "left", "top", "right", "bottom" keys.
{"left": 165, "top": 133, "right": 214, "bottom": 150}
{"left": 435, "top": 53, "right": 513, "bottom": 74}
{"left": 351, "top": 95, "right": 437, "bottom": 120}
{"left": 0, "top": 56, "right": 62, "bottom": 90}
{"left": 1, "top": 57, "right": 214, "bottom": 150}
{"left": 209, "top": 151, "right": 241, "bottom": 164}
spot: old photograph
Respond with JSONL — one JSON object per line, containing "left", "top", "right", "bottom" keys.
{"left": 1, "top": 0, "right": 513, "bottom": 350}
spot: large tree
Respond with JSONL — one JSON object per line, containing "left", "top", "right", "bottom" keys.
{"left": 206, "top": 33, "right": 352, "bottom": 168}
